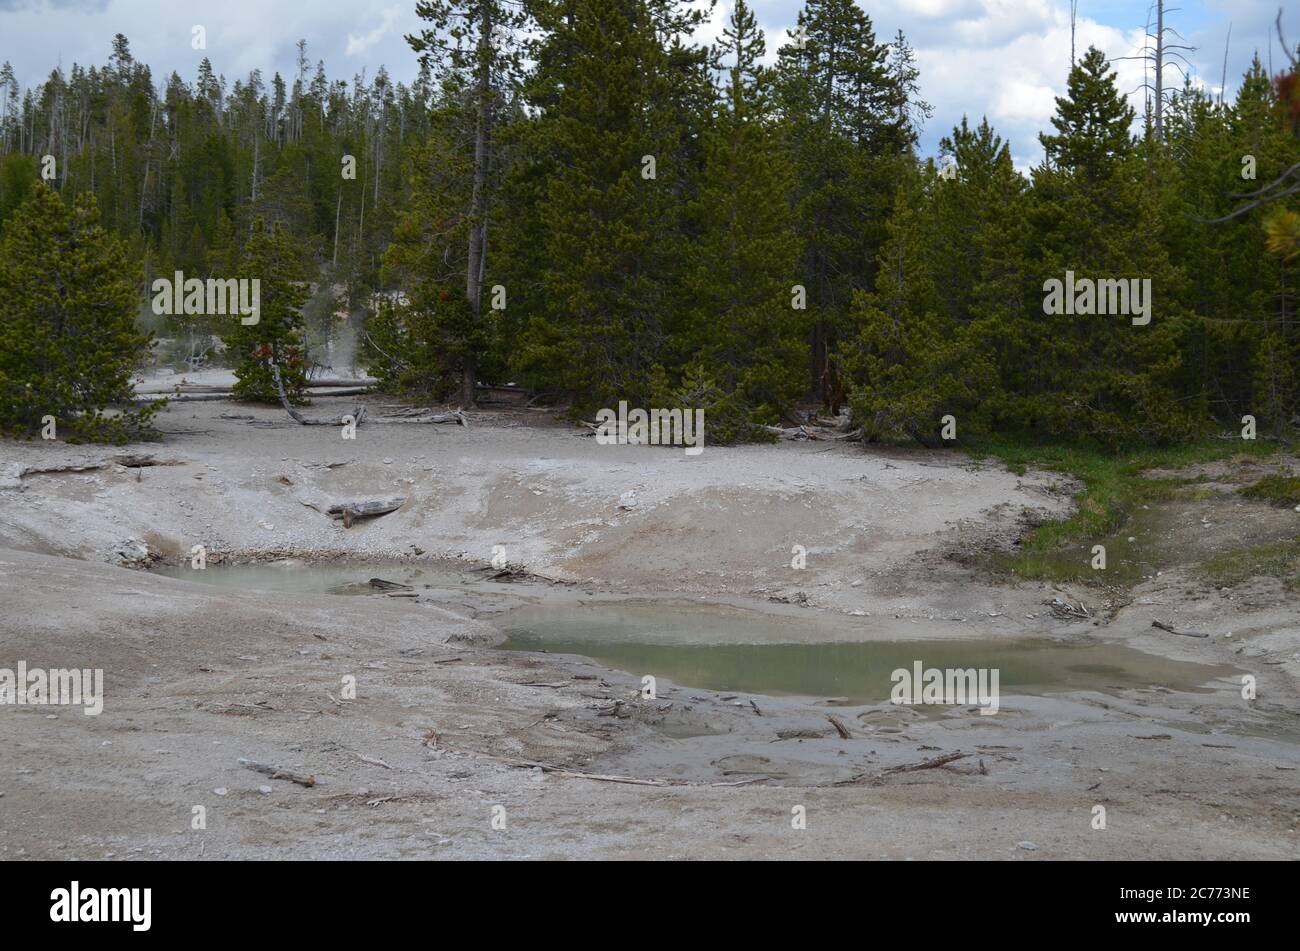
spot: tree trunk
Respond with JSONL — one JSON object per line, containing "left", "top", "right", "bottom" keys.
{"left": 462, "top": 2, "right": 494, "bottom": 409}
{"left": 1154, "top": 0, "right": 1164, "bottom": 141}
{"left": 332, "top": 189, "right": 341, "bottom": 267}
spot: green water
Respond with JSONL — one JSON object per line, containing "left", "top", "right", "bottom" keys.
{"left": 150, "top": 563, "right": 1236, "bottom": 705}
{"left": 151, "top": 560, "right": 466, "bottom": 594}
{"left": 498, "top": 602, "right": 1236, "bottom": 704}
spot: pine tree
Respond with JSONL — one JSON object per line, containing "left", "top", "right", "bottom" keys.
{"left": 500, "top": 0, "right": 711, "bottom": 410}
{"left": 676, "top": 0, "right": 806, "bottom": 439}
{"left": 225, "top": 218, "right": 309, "bottom": 403}
{"left": 407, "top": 0, "right": 529, "bottom": 406}
{"left": 938, "top": 116, "right": 1034, "bottom": 427}
{"left": 1027, "top": 47, "right": 1192, "bottom": 446}
{"left": 0, "top": 185, "right": 160, "bottom": 442}
{"left": 775, "top": 0, "right": 905, "bottom": 402}
{"left": 370, "top": 90, "right": 483, "bottom": 398}
{"left": 0, "top": 151, "right": 38, "bottom": 228}
{"left": 843, "top": 170, "right": 994, "bottom": 445}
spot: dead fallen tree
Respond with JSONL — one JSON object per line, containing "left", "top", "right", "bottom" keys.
{"left": 283, "top": 403, "right": 367, "bottom": 426}
{"left": 763, "top": 423, "right": 863, "bottom": 441}
{"left": 271, "top": 362, "right": 366, "bottom": 427}
{"left": 491, "top": 756, "right": 677, "bottom": 787}
{"left": 1152, "top": 619, "right": 1211, "bottom": 639}
{"left": 326, "top": 497, "right": 406, "bottom": 527}
{"left": 1045, "top": 596, "right": 1092, "bottom": 620}
{"left": 375, "top": 408, "right": 468, "bottom": 426}
{"left": 139, "top": 386, "right": 372, "bottom": 403}
{"left": 6, "top": 453, "right": 182, "bottom": 481}
{"left": 763, "top": 411, "right": 862, "bottom": 442}
{"left": 238, "top": 757, "right": 316, "bottom": 787}
{"left": 882, "top": 751, "right": 969, "bottom": 774}
{"left": 135, "top": 376, "right": 376, "bottom": 395}
{"left": 9, "top": 460, "right": 105, "bottom": 478}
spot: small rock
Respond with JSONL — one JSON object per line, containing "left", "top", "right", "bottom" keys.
{"left": 1017, "top": 841, "right": 1038, "bottom": 851}
{"left": 213, "top": 787, "right": 228, "bottom": 796}
{"left": 258, "top": 785, "right": 273, "bottom": 794}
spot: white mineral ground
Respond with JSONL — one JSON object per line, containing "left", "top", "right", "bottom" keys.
{"left": 0, "top": 395, "right": 1296, "bottom": 859}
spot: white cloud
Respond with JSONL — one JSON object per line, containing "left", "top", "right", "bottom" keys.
{"left": 345, "top": 5, "right": 403, "bottom": 58}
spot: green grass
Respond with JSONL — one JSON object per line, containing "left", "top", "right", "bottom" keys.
{"left": 966, "top": 435, "right": 1280, "bottom": 583}
{"left": 1202, "top": 538, "right": 1300, "bottom": 590}
{"left": 1239, "top": 473, "right": 1300, "bottom": 507}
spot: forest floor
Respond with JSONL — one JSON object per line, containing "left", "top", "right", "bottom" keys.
{"left": 1, "top": 394, "right": 1297, "bottom": 859}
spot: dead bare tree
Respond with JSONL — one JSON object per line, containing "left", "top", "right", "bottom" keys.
{"left": 1117, "top": 0, "right": 1197, "bottom": 141}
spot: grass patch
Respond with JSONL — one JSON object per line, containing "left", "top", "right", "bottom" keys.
{"left": 1239, "top": 473, "right": 1300, "bottom": 507}
{"left": 1202, "top": 538, "right": 1300, "bottom": 590}
{"left": 967, "top": 435, "right": 1279, "bottom": 583}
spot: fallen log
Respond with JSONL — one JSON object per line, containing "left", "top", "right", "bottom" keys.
{"left": 377, "top": 409, "right": 468, "bottom": 426}
{"left": 1046, "top": 596, "right": 1091, "bottom": 620}
{"left": 762, "top": 423, "right": 860, "bottom": 442}
{"left": 133, "top": 382, "right": 229, "bottom": 395}
{"left": 1151, "top": 619, "right": 1210, "bottom": 639}
{"left": 271, "top": 362, "right": 366, "bottom": 427}
{"left": 136, "top": 386, "right": 372, "bottom": 403}
{"left": 238, "top": 757, "right": 316, "bottom": 787}
{"left": 325, "top": 497, "right": 406, "bottom": 527}
{"left": 301, "top": 376, "right": 380, "bottom": 388}
{"left": 882, "top": 751, "right": 969, "bottom": 774}
{"left": 135, "top": 376, "right": 375, "bottom": 394}
{"left": 13, "top": 460, "right": 105, "bottom": 477}
{"left": 493, "top": 756, "right": 676, "bottom": 787}
{"left": 281, "top": 401, "right": 368, "bottom": 426}
{"left": 112, "top": 453, "right": 182, "bottom": 468}
{"left": 134, "top": 391, "right": 232, "bottom": 403}
{"left": 10, "top": 455, "right": 180, "bottom": 480}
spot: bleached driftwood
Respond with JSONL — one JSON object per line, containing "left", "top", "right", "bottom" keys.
{"left": 377, "top": 409, "right": 468, "bottom": 426}
{"left": 326, "top": 497, "right": 407, "bottom": 527}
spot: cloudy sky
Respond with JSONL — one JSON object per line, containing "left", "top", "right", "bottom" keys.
{"left": 0, "top": 0, "right": 1290, "bottom": 168}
